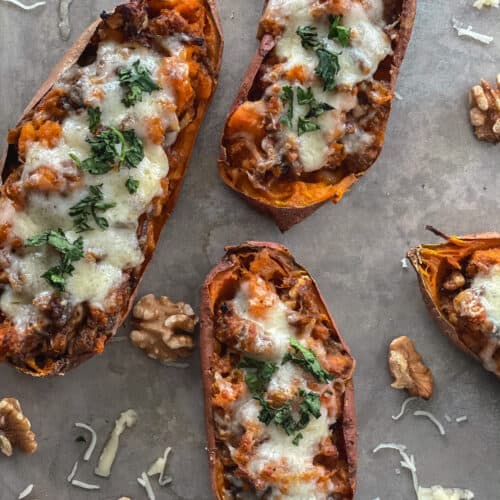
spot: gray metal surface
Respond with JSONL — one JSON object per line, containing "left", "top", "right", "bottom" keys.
{"left": 1, "top": 0, "right": 499, "bottom": 498}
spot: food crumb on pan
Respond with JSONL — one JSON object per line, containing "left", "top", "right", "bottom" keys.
{"left": 452, "top": 19, "right": 494, "bottom": 44}
{"left": 58, "top": 0, "right": 74, "bottom": 41}
{"left": 0, "top": 0, "right": 45, "bottom": 10}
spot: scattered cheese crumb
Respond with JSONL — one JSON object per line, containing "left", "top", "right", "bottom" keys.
{"left": 418, "top": 486, "right": 474, "bottom": 499}
{"left": 0, "top": 0, "right": 45, "bottom": 9}
{"left": 67, "top": 461, "right": 79, "bottom": 483}
{"left": 395, "top": 92, "right": 403, "bottom": 100}
{"left": 58, "top": 0, "right": 73, "bottom": 40}
{"left": 444, "top": 414, "right": 452, "bottom": 423}
{"left": 392, "top": 397, "right": 418, "bottom": 420}
{"left": 413, "top": 411, "right": 446, "bottom": 436}
{"left": 138, "top": 472, "right": 156, "bottom": 500}
{"left": 71, "top": 479, "right": 100, "bottom": 490}
{"left": 456, "top": 416, "right": 468, "bottom": 423}
{"left": 373, "top": 443, "right": 419, "bottom": 495}
{"left": 401, "top": 258, "right": 409, "bottom": 270}
{"left": 18, "top": 484, "right": 34, "bottom": 499}
{"left": 75, "top": 422, "right": 97, "bottom": 461}
{"left": 473, "top": 0, "right": 499, "bottom": 8}
{"left": 94, "top": 409, "right": 138, "bottom": 478}
{"left": 452, "top": 19, "right": 494, "bottom": 44}
{"left": 374, "top": 443, "right": 474, "bottom": 499}
{"left": 147, "top": 447, "right": 173, "bottom": 486}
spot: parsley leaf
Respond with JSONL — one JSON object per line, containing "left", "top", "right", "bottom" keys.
{"left": 69, "top": 185, "right": 116, "bottom": 233}
{"left": 25, "top": 229, "right": 84, "bottom": 291}
{"left": 306, "top": 100, "right": 334, "bottom": 119}
{"left": 283, "top": 338, "right": 334, "bottom": 383}
{"left": 238, "top": 357, "right": 278, "bottom": 395}
{"left": 279, "top": 86, "right": 294, "bottom": 128}
{"left": 297, "top": 87, "right": 315, "bottom": 105}
{"left": 126, "top": 177, "right": 139, "bottom": 194}
{"left": 254, "top": 389, "right": 322, "bottom": 440}
{"left": 297, "top": 87, "right": 334, "bottom": 118}
{"left": 292, "top": 432, "right": 304, "bottom": 446}
{"left": 296, "top": 25, "right": 320, "bottom": 49}
{"left": 120, "top": 129, "right": 144, "bottom": 169}
{"left": 315, "top": 47, "right": 341, "bottom": 92}
{"left": 88, "top": 107, "right": 102, "bottom": 134}
{"left": 297, "top": 117, "right": 320, "bottom": 136}
{"left": 119, "top": 60, "right": 161, "bottom": 108}
{"left": 71, "top": 127, "right": 144, "bottom": 176}
{"left": 328, "top": 15, "right": 351, "bottom": 47}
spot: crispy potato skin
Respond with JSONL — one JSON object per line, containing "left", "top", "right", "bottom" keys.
{"left": 200, "top": 241, "right": 357, "bottom": 498}
{"left": 0, "top": 0, "right": 223, "bottom": 376}
{"left": 408, "top": 232, "right": 500, "bottom": 377}
{"left": 219, "top": 0, "right": 417, "bottom": 231}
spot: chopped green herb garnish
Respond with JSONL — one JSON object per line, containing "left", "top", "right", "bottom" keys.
{"left": 238, "top": 357, "right": 278, "bottom": 395}
{"left": 297, "top": 116, "right": 320, "bottom": 136}
{"left": 315, "top": 47, "right": 341, "bottom": 91}
{"left": 296, "top": 25, "right": 320, "bottom": 49}
{"left": 297, "top": 87, "right": 315, "bottom": 105}
{"left": 297, "top": 87, "right": 334, "bottom": 118}
{"left": 254, "top": 389, "right": 322, "bottom": 440}
{"left": 69, "top": 185, "right": 116, "bottom": 233}
{"left": 25, "top": 229, "right": 84, "bottom": 291}
{"left": 283, "top": 338, "right": 334, "bottom": 383}
{"left": 328, "top": 15, "right": 351, "bottom": 47}
{"left": 118, "top": 60, "right": 161, "bottom": 107}
{"left": 279, "top": 86, "right": 294, "bottom": 128}
{"left": 292, "top": 432, "right": 304, "bottom": 446}
{"left": 306, "top": 100, "right": 334, "bottom": 119}
{"left": 87, "top": 107, "right": 102, "bottom": 134}
{"left": 126, "top": 177, "right": 139, "bottom": 194}
{"left": 71, "top": 127, "right": 144, "bottom": 175}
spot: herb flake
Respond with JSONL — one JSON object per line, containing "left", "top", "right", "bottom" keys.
{"left": 238, "top": 357, "right": 278, "bottom": 395}
{"left": 25, "top": 229, "right": 84, "bottom": 291}
{"left": 69, "top": 185, "right": 116, "bottom": 233}
{"left": 283, "top": 338, "right": 334, "bottom": 383}
{"left": 119, "top": 60, "right": 161, "bottom": 108}
{"left": 328, "top": 15, "right": 351, "bottom": 47}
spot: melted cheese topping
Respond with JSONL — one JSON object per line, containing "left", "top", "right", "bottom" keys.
{"left": 417, "top": 486, "right": 474, "bottom": 500}
{"left": 1, "top": 39, "right": 189, "bottom": 331}
{"left": 471, "top": 264, "right": 500, "bottom": 328}
{"left": 232, "top": 281, "right": 296, "bottom": 362}
{"left": 263, "top": 0, "right": 392, "bottom": 172}
{"left": 227, "top": 281, "right": 337, "bottom": 499}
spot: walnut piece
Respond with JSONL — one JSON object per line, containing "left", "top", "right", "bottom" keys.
{"left": 0, "top": 398, "right": 37, "bottom": 456}
{"left": 388, "top": 336, "right": 434, "bottom": 399}
{"left": 130, "top": 294, "right": 198, "bottom": 362}
{"left": 469, "top": 75, "right": 500, "bottom": 142}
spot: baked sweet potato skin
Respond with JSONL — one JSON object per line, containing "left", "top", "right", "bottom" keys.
{"left": 408, "top": 231, "right": 500, "bottom": 377}
{"left": 219, "top": 0, "right": 417, "bottom": 231}
{"left": 0, "top": 0, "right": 223, "bottom": 376}
{"left": 200, "top": 241, "right": 357, "bottom": 499}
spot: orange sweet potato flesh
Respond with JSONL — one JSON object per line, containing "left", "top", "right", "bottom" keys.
{"left": 0, "top": 0, "right": 222, "bottom": 376}
{"left": 200, "top": 241, "right": 357, "bottom": 498}
{"left": 219, "top": 0, "right": 416, "bottom": 231}
{"left": 408, "top": 228, "right": 500, "bottom": 377}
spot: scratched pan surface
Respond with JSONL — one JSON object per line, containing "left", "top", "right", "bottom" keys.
{"left": 1, "top": 1, "right": 500, "bottom": 499}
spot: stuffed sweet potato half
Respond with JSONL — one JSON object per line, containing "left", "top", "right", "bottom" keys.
{"left": 200, "top": 242, "right": 356, "bottom": 499}
{"left": 219, "top": 0, "right": 416, "bottom": 231}
{"left": 0, "top": 0, "right": 222, "bottom": 376}
{"left": 408, "top": 229, "right": 500, "bottom": 378}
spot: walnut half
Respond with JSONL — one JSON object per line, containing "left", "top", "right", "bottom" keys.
{"left": 388, "top": 336, "right": 434, "bottom": 399}
{"left": 469, "top": 75, "right": 500, "bottom": 142}
{"left": 0, "top": 398, "right": 37, "bottom": 457}
{"left": 130, "top": 294, "right": 198, "bottom": 362}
